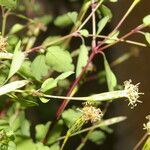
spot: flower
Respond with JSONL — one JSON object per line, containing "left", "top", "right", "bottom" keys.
{"left": 80, "top": 102, "right": 103, "bottom": 123}
{"left": 0, "top": 36, "right": 7, "bottom": 52}
{"left": 124, "top": 79, "right": 144, "bottom": 109}
{"left": 143, "top": 115, "right": 150, "bottom": 135}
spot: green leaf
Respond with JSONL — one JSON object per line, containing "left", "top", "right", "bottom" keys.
{"left": 16, "top": 138, "right": 36, "bottom": 150}
{"left": 0, "top": 0, "right": 17, "bottom": 9}
{"left": 8, "top": 41, "right": 25, "bottom": 80}
{"left": 76, "top": 44, "right": 89, "bottom": 77}
{"left": 9, "top": 24, "right": 25, "bottom": 34}
{"left": 67, "top": 11, "right": 78, "bottom": 24}
{"left": 42, "top": 36, "right": 62, "bottom": 47}
{"left": 62, "top": 109, "right": 82, "bottom": 128}
{"left": 0, "top": 80, "right": 29, "bottom": 96}
{"left": 39, "top": 97, "right": 50, "bottom": 103}
{"left": 20, "top": 119, "right": 30, "bottom": 136}
{"left": 19, "top": 60, "right": 33, "bottom": 78}
{"left": 97, "top": 16, "right": 109, "bottom": 35}
{"left": 105, "top": 30, "right": 119, "bottom": 44}
{"left": 14, "top": 97, "right": 38, "bottom": 107}
{"left": 9, "top": 111, "right": 24, "bottom": 132}
{"left": 56, "top": 71, "right": 74, "bottom": 81}
{"left": 35, "top": 143, "right": 50, "bottom": 150}
{"left": 88, "top": 130, "right": 106, "bottom": 145}
{"left": 142, "top": 137, "right": 150, "bottom": 150}
{"left": 41, "top": 78, "right": 57, "bottom": 92}
{"left": 49, "top": 143, "right": 60, "bottom": 150}
{"left": 35, "top": 122, "right": 51, "bottom": 141}
{"left": 46, "top": 46, "right": 74, "bottom": 72}
{"left": 143, "top": 15, "right": 150, "bottom": 26}
{"left": 31, "top": 55, "right": 49, "bottom": 81}
{"left": 8, "top": 141, "right": 16, "bottom": 150}
{"left": 41, "top": 71, "right": 73, "bottom": 92}
{"left": 145, "top": 32, "right": 150, "bottom": 45}
{"left": 102, "top": 53, "right": 117, "bottom": 91}
{"left": 100, "top": 5, "right": 112, "bottom": 21}
{"left": 38, "top": 15, "right": 53, "bottom": 25}
{"left": 80, "top": 29, "right": 89, "bottom": 37}
{"left": 47, "top": 120, "right": 63, "bottom": 144}
{"left": 54, "top": 11, "right": 77, "bottom": 28}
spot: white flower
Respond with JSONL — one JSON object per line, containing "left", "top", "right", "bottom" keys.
{"left": 80, "top": 102, "right": 103, "bottom": 123}
{"left": 143, "top": 115, "right": 150, "bottom": 135}
{"left": 124, "top": 79, "right": 144, "bottom": 109}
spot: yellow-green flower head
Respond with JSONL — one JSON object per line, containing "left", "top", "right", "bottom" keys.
{"left": 0, "top": 36, "right": 7, "bottom": 52}
{"left": 143, "top": 115, "right": 150, "bottom": 135}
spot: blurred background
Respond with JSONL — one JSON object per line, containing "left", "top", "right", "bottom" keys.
{"left": 1, "top": 0, "right": 150, "bottom": 149}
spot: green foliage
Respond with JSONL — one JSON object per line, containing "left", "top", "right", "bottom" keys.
{"left": 76, "top": 44, "right": 89, "bottom": 77}
{"left": 62, "top": 109, "right": 82, "bottom": 128}
{"left": 7, "top": 41, "right": 25, "bottom": 80}
{"left": 0, "top": 0, "right": 17, "bottom": 9}
{"left": 144, "top": 32, "right": 150, "bottom": 45}
{"left": 45, "top": 46, "right": 74, "bottom": 72}
{"left": 143, "top": 15, "right": 150, "bottom": 26}
{"left": 103, "top": 53, "right": 117, "bottom": 91}
{"left": 31, "top": 55, "right": 49, "bottom": 81}
{"left": 54, "top": 11, "right": 78, "bottom": 28}
{"left": 9, "top": 24, "right": 25, "bottom": 34}
{"left": 97, "top": 16, "right": 110, "bottom": 35}
{"left": 88, "top": 130, "right": 106, "bottom": 145}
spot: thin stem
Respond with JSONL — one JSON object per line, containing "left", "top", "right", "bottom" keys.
{"left": 76, "top": 130, "right": 93, "bottom": 150}
{"left": 26, "top": 32, "right": 76, "bottom": 54}
{"left": 1, "top": 9, "right": 10, "bottom": 36}
{"left": 91, "top": 0, "right": 96, "bottom": 49}
{"left": 95, "top": 0, "right": 141, "bottom": 50}
{"left": 113, "top": 0, "right": 141, "bottom": 32}
{"left": 133, "top": 133, "right": 148, "bottom": 150}
{"left": 97, "top": 24, "right": 145, "bottom": 52}
{"left": 43, "top": 94, "right": 88, "bottom": 101}
{"left": 64, "top": 0, "right": 91, "bottom": 47}
{"left": 56, "top": 51, "right": 96, "bottom": 119}
{"left": 78, "top": 0, "right": 104, "bottom": 30}
{"left": 49, "top": 116, "right": 126, "bottom": 145}
{"left": 88, "top": 34, "right": 147, "bottom": 47}
{"left": 42, "top": 90, "right": 126, "bottom": 102}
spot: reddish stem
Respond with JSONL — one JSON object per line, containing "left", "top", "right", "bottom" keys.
{"left": 56, "top": 51, "right": 96, "bottom": 119}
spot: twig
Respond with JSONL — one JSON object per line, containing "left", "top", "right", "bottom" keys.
{"left": 133, "top": 133, "right": 148, "bottom": 150}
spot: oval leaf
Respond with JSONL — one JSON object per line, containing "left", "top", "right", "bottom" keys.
{"left": 7, "top": 41, "right": 25, "bottom": 80}
{"left": 102, "top": 53, "right": 117, "bottom": 91}
{"left": 76, "top": 44, "right": 89, "bottom": 77}
{"left": 56, "top": 71, "right": 74, "bottom": 81}
{"left": 0, "top": 80, "right": 28, "bottom": 96}
{"left": 9, "top": 24, "right": 25, "bottom": 34}
{"left": 97, "top": 16, "right": 109, "bottom": 35}
{"left": 46, "top": 46, "right": 74, "bottom": 72}
{"left": 145, "top": 32, "right": 150, "bottom": 45}
{"left": 31, "top": 55, "right": 49, "bottom": 81}
{"left": 41, "top": 78, "right": 57, "bottom": 92}
{"left": 143, "top": 15, "right": 150, "bottom": 26}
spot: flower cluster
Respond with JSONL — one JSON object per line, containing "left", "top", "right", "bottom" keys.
{"left": 124, "top": 79, "right": 143, "bottom": 109}
{"left": 143, "top": 115, "right": 150, "bottom": 135}
{"left": 0, "top": 36, "right": 7, "bottom": 52}
{"left": 80, "top": 102, "right": 103, "bottom": 123}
